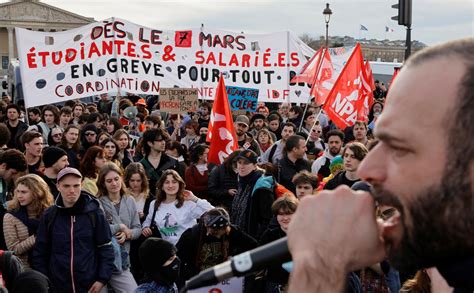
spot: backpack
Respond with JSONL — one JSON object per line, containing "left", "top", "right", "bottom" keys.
{"left": 268, "top": 143, "right": 279, "bottom": 164}
{"left": 253, "top": 175, "right": 294, "bottom": 199}
{"left": 274, "top": 182, "right": 293, "bottom": 198}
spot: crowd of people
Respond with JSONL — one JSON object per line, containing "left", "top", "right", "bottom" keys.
{"left": 0, "top": 37, "right": 470, "bottom": 293}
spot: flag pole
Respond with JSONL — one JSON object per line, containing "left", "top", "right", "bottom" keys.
{"left": 298, "top": 47, "right": 327, "bottom": 132}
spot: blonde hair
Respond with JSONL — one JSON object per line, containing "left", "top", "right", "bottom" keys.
{"left": 9, "top": 174, "right": 54, "bottom": 216}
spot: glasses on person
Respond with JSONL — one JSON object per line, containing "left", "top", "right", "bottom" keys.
{"left": 312, "top": 129, "right": 322, "bottom": 133}
{"left": 85, "top": 132, "right": 96, "bottom": 136}
{"left": 53, "top": 133, "right": 62, "bottom": 137}
{"left": 379, "top": 208, "right": 396, "bottom": 221}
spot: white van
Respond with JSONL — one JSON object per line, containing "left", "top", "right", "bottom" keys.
{"left": 369, "top": 61, "right": 402, "bottom": 86}
{"left": 7, "top": 59, "right": 23, "bottom": 103}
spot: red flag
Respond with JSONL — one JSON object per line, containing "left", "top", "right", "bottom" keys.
{"left": 364, "top": 60, "right": 376, "bottom": 92}
{"left": 309, "top": 48, "right": 335, "bottom": 106}
{"left": 323, "top": 44, "right": 373, "bottom": 129}
{"left": 389, "top": 67, "right": 400, "bottom": 90}
{"left": 291, "top": 48, "right": 323, "bottom": 84}
{"left": 207, "top": 76, "right": 238, "bottom": 165}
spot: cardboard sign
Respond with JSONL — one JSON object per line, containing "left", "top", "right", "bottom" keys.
{"left": 226, "top": 86, "right": 258, "bottom": 112}
{"left": 188, "top": 277, "right": 243, "bottom": 293}
{"left": 15, "top": 18, "right": 318, "bottom": 108}
{"left": 159, "top": 87, "right": 198, "bottom": 114}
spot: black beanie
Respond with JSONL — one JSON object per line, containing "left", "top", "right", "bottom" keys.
{"left": 42, "top": 147, "right": 68, "bottom": 168}
{"left": 139, "top": 238, "right": 177, "bottom": 272}
{"left": 12, "top": 270, "right": 54, "bottom": 293}
{"left": 82, "top": 124, "right": 98, "bottom": 134}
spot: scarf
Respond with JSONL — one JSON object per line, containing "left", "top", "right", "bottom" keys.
{"left": 9, "top": 206, "right": 40, "bottom": 236}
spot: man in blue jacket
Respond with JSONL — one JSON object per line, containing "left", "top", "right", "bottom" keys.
{"left": 33, "top": 167, "right": 114, "bottom": 293}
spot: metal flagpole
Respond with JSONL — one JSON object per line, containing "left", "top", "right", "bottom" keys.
{"left": 305, "top": 107, "right": 323, "bottom": 144}
{"left": 298, "top": 47, "right": 327, "bottom": 132}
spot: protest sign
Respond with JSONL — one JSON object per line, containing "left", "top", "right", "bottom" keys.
{"left": 159, "top": 87, "right": 198, "bottom": 113}
{"left": 188, "top": 277, "right": 243, "bottom": 293}
{"left": 226, "top": 86, "right": 258, "bottom": 112}
{"left": 15, "top": 18, "right": 317, "bottom": 107}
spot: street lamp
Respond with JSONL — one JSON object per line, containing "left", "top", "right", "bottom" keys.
{"left": 323, "top": 3, "right": 332, "bottom": 48}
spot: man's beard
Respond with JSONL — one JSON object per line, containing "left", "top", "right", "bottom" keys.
{"left": 330, "top": 147, "right": 340, "bottom": 156}
{"left": 372, "top": 172, "right": 474, "bottom": 272}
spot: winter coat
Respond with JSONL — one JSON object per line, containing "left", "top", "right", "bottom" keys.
{"left": 231, "top": 171, "right": 274, "bottom": 240}
{"left": 176, "top": 224, "right": 257, "bottom": 282}
{"left": 207, "top": 164, "right": 238, "bottom": 211}
{"left": 32, "top": 191, "right": 114, "bottom": 292}
{"left": 185, "top": 164, "right": 211, "bottom": 200}
{"left": 276, "top": 155, "right": 312, "bottom": 194}
{"left": 140, "top": 155, "right": 182, "bottom": 196}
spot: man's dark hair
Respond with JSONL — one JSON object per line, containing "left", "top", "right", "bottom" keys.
{"left": 200, "top": 101, "right": 212, "bottom": 112}
{"left": 145, "top": 115, "right": 161, "bottom": 126}
{"left": 21, "top": 130, "right": 42, "bottom": 145}
{"left": 353, "top": 121, "right": 368, "bottom": 131}
{"left": 0, "top": 149, "right": 27, "bottom": 172}
{"left": 142, "top": 128, "right": 169, "bottom": 156}
{"left": 87, "top": 112, "right": 103, "bottom": 124}
{"left": 342, "top": 142, "right": 368, "bottom": 162}
{"left": 41, "top": 105, "right": 60, "bottom": 122}
{"left": 405, "top": 38, "right": 474, "bottom": 173}
{"left": 78, "top": 114, "right": 89, "bottom": 125}
{"left": 59, "top": 106, "right": 72, "bottom": 116}
{"left": 166, "top": 140, "right": 189, "bottom": 164}
{"left": 267, "top": 113, "right": 281, "bottom": 123}
{"left": 303, "top": 110, "right": 315, "bottom": 122}
{"left": 292, "top": 170, "right": 319, "bottom": 188}
{"left": 28, "top": 107, "right": 41, "bottom": 116}
{"left": 284, "top": 135, "right": 305, "bottom": 154}
{"left": 281, "top": 122, "right": 297, "bottom": 133}
{"left": 6, "top": 104, "right": 20, "bottom": 114}
{"left": 326, "top": 129, "right": 345, "bottom": 142}
{"left": 290, "top": 105, "right": 303, "bottom": 117}
{"left": 64, "top": 100, "right": 77, "bottom": 109}
{"left": 190, "top": 144, "right": 209, "bottom": 164}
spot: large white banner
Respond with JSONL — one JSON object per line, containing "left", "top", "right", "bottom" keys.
{"left": 16, "top": 18, "right": 317, "bottom": 108}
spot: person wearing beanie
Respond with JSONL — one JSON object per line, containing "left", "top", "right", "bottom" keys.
{"left": 135, "top": 238, "right": 180, "bottom": 293}
{"left": 80, "top": 123, "right": 98, "bottom": 156}
{"left": 37, "top": 146, "right": 69, "bottom": 198}
{"left": 176, "top": 208, "right": 257, "bottom": 287}
{"left": 11, "top": 270, "right": 54, "bottom": 293}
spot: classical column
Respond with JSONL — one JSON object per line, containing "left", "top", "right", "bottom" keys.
{"left": 7, "top": 27, "right": 14, "bottom": 62}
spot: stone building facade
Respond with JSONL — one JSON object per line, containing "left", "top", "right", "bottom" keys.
{"left": 0, "top": 0, "right": 94, "bottom": 75}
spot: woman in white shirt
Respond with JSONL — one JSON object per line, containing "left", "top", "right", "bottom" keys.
{"left": 142, "top": 169, "right": 213, "bottom": 245}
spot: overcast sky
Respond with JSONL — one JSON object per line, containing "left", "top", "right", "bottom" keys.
{"left": 4, "top": 0, "right": 473, "bottom": 45}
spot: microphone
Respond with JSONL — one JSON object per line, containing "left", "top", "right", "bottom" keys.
{"left": 182, "top": 237, "right": 290, "bottom": 291}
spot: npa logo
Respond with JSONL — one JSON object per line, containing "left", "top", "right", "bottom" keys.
{"left": 175, "top": 31, "right": 192, "bottom": 47}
